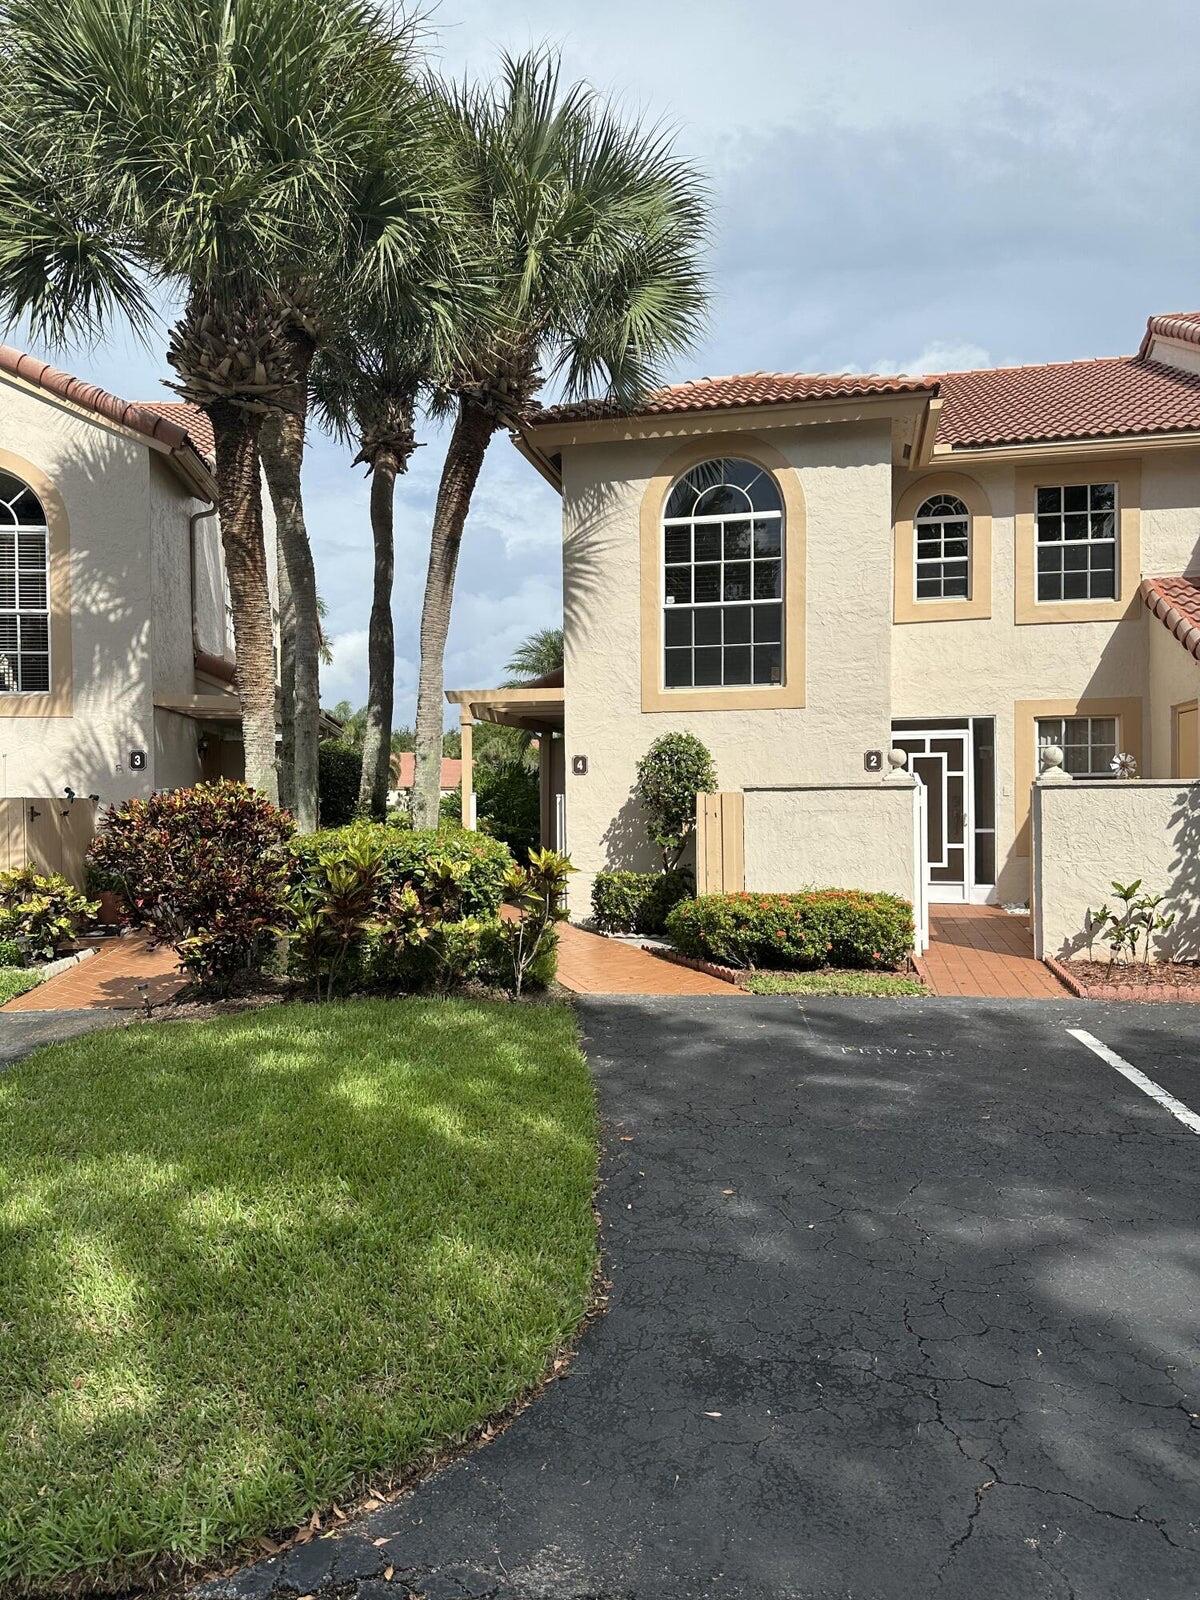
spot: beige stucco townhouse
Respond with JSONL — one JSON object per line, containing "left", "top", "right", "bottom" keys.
{"left": 0, "top": 343, "right": 273, "bottom": 808}
{"left": 451, "top": 309, "right": 1200, "bottom": 920}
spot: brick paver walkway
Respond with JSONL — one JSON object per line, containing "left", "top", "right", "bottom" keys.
{"left": 920, "top": 905, "right": 1067, "bottom": 999}
{"left": 4, "top": 930, "right": 183, "bottom": 1012}
{"left": 555, "top": 922, "right": 738, "bottom": 996}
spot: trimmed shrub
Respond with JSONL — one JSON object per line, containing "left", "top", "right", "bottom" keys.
{"left": 289, "top": 822, "right": 513, "bottom": 919}
{"left": 318, "top": 741, "right": 363, "bottom": 827}
{"left": 635, "top": 733, "right": 716, "bottom": 868}
{"left": 0, "top": 868, "right": 98, "bottom": 962}
{"left": 665, "top": 890, "right": 914, "bottom": 971}
{"left": 88, "top": 781, "right": 294, "bottom": 995}
{"left": 591, "top": 868, "right": 694, "bottom": 934}
{"left": 0, "top": 935, "right": 26, "bottom": 967}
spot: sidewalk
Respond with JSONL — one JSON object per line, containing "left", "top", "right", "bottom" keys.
{"left": 3, "top": 931, "right": 184, "bottom": 1012}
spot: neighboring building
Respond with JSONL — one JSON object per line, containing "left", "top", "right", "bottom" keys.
{"left": 450, "top": 309, "right": 1200, "bottom": 918}
{"left": 0, "top": 344, "right": 277, "bottom": 806}
{"left": 388, "top": 751, "right": 463, "bottom": 810}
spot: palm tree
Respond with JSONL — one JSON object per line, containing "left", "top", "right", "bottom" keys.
{"left": 312, "top": 339, "right": 421, "bottom": 818}
{"left": 505, "top": 627, "right": 564, "bottom": 684}
{"left": 409, "top": 52, "right": 710, "bottom": 827}
{"left": 0, "top": 0, "right": 420, "bottom": 803}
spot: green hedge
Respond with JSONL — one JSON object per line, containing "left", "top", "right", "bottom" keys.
{"left": 288, "top": 821, "right": 513, "bottom": 918}
{"left": 665, "top": 890, "right": 914, "bottom": 971}
{"left": 591, "top": 869, "right": 694, "bottom": 934}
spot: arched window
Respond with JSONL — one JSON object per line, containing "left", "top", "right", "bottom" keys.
{"left": 662, "top": 457, "right": 783, "bottom": 688}
{"left": 914, "top": 494, "right": 970, "bottom": 600}
{"left": 0, "top": 471, "right": 50, "bottom": 693}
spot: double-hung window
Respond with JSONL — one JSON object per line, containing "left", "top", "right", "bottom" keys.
{"left": 662, "top": 457, "right": 783, "bottom": 689}
{"left": 1035, "top": 482, "right": 1117, "bottom": 602}
{"left": 913, "top": 494, "right": 970, "bottom": 599}
{"left": 0, "top": 471, "right": 50, "bottom": 693}
{"left": 1036, "top": 715, "right": 1118, "bottom": 778}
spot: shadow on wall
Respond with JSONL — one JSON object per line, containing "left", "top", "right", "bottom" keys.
{"left": 600, "top": 788, "right": 660, "bottom": 875}
{"left": 1, "top": 427, "right": 195, "bottom": 809}
{"left": 1168, "top": 783, "right": 1200, "bottom": 959}
{"left": 561, "top": 471, "right": 624, "bottom": 639}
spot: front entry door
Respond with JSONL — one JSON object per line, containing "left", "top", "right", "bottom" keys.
{"left": 891, "top": 727, "right": 970, "bottom": 903}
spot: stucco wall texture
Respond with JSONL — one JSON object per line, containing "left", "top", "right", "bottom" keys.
{"left": 1033, "top": 779, "right": 1200, "bottom": 961}
{"left": 562, "top": 420, "right": 894, "bottom": 916}
{"left": 743, "top": 783, "right": 918, "bottom": 900}
{"left": 558, "top": 413, "right": 1200, "bottom": 917}
{"left": 0, "top": 374, "right": 229, "bottom": 804}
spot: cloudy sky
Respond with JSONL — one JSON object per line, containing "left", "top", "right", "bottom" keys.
{"left": 27, "top": 0, "right": 1200, "bottom": 719}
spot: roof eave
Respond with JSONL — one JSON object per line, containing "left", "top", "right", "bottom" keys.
{"left": 934, "top": 426, "right": 1200, "bottom": 463}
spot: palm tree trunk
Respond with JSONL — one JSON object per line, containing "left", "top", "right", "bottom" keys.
{"left": 357, "top": 447, "right": 398, "bottom": 819}
{"left": 207, "top": 401, "right": 279, "bottom": 804}
{"left": 412, "top": 397, "right": 496, "bottom": 829}
{"left": 261, "top": 389, "right": 320, "bottom": 833}
{"left": 276, "top": 532, "right": 296, "bottom": 812}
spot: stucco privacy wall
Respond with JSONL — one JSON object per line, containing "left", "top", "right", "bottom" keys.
{"left": 1032, "top": 779, "right": 1200, "bottom": 960}
{"left": 743, "top": 782, "right": 918, "bottom": 900}
{"left": 561, "top": 419, "right": 894, "bottom": 917}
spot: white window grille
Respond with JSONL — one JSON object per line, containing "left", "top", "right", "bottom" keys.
{"left": 1035, "top": 483, "right": 1117, "bottom": 601}
{"left": 914, "top": 494, "right": 970, "bottom": 599}
{"left": 662, "top": 457, "right": 783, "bottom": 689}
{"left": 0, "top": 471, "right": 50, "bottom": 693}
{"left": 1037, "top": 716, "right": 1118, "bottom": 778}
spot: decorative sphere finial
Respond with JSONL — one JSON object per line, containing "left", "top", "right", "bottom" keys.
{"left": 887, "top": 747, "right": 908, "bottom": 771}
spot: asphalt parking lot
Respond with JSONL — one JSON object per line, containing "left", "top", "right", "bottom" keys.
{"left": 204, "top": 995, "right": 1200, "bottom": 1600}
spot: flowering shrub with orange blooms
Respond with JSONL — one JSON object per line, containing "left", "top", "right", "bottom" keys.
{"left": 665, "top": 889, "right": 913, "bottom": 971}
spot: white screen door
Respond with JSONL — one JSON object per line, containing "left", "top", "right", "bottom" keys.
{"left": 891, "top": 727, "right": 971, "bottom": 903}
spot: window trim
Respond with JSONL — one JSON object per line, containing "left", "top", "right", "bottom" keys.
{"left": 1032, "top": 481, "right": 1119, "bottom": 606}
{"left": 0, "top": 449, "right": 72, "bottom": 717}
{"left": 639, "top": 433, "right": 806, "bottom": 712}
{"left": 1034, "top": 713, "right": 1120, "bottom": 779}
{"left": 893, "top": 472, "right": 992, "bottom": 623}
{"left": 1014, "top": 458, "right": 1140, "bottom": 625}
{"left": 912, "top": 493, "right": 971, "bottom": 603}
{"left": 660, "top": 459, "right": 785, "bottom": 692}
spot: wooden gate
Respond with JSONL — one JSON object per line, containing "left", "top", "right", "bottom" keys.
{"left": 0, "top": 798, "right": 97, "bottom": 887}
{"left": 695, "top": 791, "right": 745, "bottom": 895}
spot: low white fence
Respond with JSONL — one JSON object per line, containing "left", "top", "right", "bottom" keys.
{"left": 696, "top": 779, "right": 927, "bottom": 952}
{"left": 1031, "top": 778, "right": 1200, "bottom": 961}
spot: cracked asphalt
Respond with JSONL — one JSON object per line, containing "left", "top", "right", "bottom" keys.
{"left": 198, "top": 996, "right": 1200, "bottom": 1600}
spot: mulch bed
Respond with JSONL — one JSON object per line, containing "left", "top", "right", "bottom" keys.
{"left": 1045, "top": 956, "right": 1200, "bottom": 1002}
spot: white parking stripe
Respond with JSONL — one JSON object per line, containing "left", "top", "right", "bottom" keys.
{"left": 1068, "top": 1028, "right": 1200, "bottom": 1136}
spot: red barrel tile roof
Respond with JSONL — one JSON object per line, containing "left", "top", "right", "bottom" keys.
{"left": 0, "top": 344, "right": 213, "bottom": 467}
{"left": 527, "top": 312, "right": 1200, "bottom": 450}
{"left": 529, "top": 371, "right": 938, "bottom": 425}
{"left": 1141, "top": 574, "right": 1200, "bottom": 662}
{"left": 932, "top": 356, "right": 1200, "bottom": 448}
{"left": 1138, "top": 312, "right": 1200, "bottom": 357}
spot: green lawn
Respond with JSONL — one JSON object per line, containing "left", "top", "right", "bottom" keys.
{"left": 0, "top": 965, "right": 41, "bottom": 1005}
{"left": 0, "top": 999, "right": 597, "bottom": 1594}
{"left": 744, "top": 970, "right": 925, "bottom": 996}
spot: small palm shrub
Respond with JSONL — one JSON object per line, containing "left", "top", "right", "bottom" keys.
{"left": 591, "top": 868, "right": 694, "bottom": 934}
{"left": 0, "top": 867, "right": 98, "bottom": 961}
{"left": 665, "top": 891, "right": 914, "bottom": 971}
{"left": 87, "top": 782, "right": 294, "bottom": 995}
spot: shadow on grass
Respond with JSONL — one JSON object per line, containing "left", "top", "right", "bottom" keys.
{"left": 0, "top": 997, "right": 597, "bottom": 1595}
